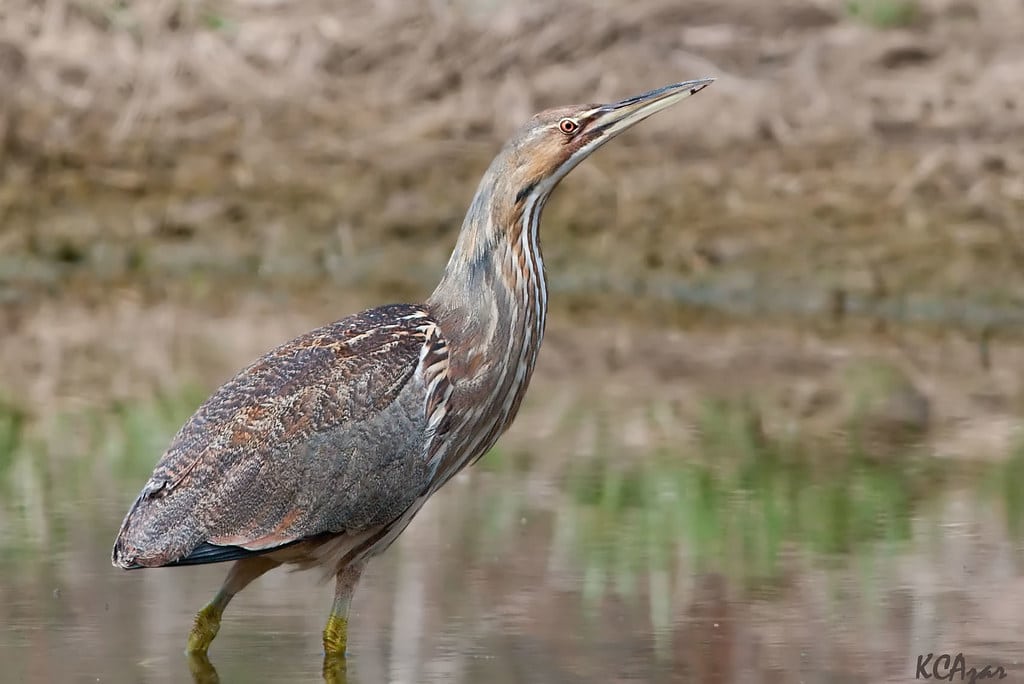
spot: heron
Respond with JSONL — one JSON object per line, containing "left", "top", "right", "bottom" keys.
{"left": 111, "top": 78, "right": 714, "bottom": 663}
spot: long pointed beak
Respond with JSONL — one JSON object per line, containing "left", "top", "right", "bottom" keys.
{"left": 590, "top": 77, "right": 715, "bottom": 139}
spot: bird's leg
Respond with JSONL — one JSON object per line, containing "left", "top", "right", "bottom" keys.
{"left": 322, "top": 560, "right": 366, "bottom": 659}
{"left": 321, "top": 655, "right": 349, "bottom": 684}
{"left": 186, "top": 556, "right": 280, "bottom": 654}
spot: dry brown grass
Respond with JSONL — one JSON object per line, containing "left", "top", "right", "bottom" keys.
{"left": 2, "top": 0, "right": 1022, "bottom": 153}
{"left": 2, "top": 0, "right": 1023, "bottom": 297}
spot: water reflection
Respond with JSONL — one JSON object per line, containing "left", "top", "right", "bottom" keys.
{"left": 188, "top": 653, "right": 222, "bottom": 683}
{"left": 1, "top": 398, "right": 1023, "bottom": 683}
{"left": 188, "top": 652, "right": 350, "bottom": 684}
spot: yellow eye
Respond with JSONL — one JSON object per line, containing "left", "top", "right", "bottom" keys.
{"left": 558, "top": 118, "right": 580, "bottom": 135}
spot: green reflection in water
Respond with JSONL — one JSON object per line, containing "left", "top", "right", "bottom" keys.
{"left": 0, "top": 389, "right": 1022, "bottom": 680}
{"left": 0, "top": 397, "right": 25, "bottom": 480}
{"left": 539, "top": 399, "right": 1022, "bottom": 643}
{"left": 1, "top": 390, "right": 1020, "bottom": 572}
{"left": 983, "top": 445, "right": 1024, "bottom": 543}
{"left": 0, "top": 387, "right": 205, "bottom": 564}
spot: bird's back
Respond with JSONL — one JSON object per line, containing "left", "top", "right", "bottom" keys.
{"left": 112, "top": 303, "right": 450, "bottom": 569}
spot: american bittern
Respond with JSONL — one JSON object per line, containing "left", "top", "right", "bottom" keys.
{"left": 111, "top": 78, "right": 714, "bottom": 662}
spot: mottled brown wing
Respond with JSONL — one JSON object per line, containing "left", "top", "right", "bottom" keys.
{"left": 111, "top": 303, "right": 449, "bottom": 569}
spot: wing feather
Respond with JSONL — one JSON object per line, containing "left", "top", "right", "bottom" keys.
{"left": 112, "top": 303, "right": 449, "bottom": 569}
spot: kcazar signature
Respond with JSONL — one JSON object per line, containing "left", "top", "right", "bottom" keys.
{"left": 916, "top": 653, "right": 1008, "bottom": 682}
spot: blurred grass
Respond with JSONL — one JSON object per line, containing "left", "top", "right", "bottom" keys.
{"left": 845, "top": 0, "right": 919, "bottom": 28}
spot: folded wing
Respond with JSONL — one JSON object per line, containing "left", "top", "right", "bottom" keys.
{"left": 111, "top": 303, "right": 449, "bottom": 569}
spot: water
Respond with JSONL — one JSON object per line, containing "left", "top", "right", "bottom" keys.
{"left": 2, "top": 400, "right": 1024, "bottom": 684}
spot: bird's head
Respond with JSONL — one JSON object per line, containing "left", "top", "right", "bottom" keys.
{"left": 497, "top": 78, "right": 715, "bottom": 214}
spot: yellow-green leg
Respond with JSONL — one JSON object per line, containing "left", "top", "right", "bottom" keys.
{"left": 187, "top": 590, "right": 229, "bottom": 654}
{"left": 322, "top": 561, "right": 366, "bottom": 659}
{"left": 322, "top": 655, "right": 349, "bottom": 684}
{"left": 186, "top": 556, "right": 280, "bottom": 654}
{"left": 187, "top": 651, "right": 221, "bottom": 684}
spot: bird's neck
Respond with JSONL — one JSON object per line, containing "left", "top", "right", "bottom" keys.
{"left": 426, "top": 188, "right": 549, "bottom": 421}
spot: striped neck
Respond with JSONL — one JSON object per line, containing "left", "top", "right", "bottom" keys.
{"left": 425, "top": 176, "right": 550, "bottom": 472}
{"left": 427, "top": 187, "right": 549, "bottom": 387}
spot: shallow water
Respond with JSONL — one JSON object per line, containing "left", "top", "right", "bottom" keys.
{"left": 2, "top": 420, "right": 1024, "bottom": 684}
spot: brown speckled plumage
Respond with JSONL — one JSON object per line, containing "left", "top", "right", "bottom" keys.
{"left": 113, "top": 304, "right": 446, "bottom": 570}
{"left": 111, "top": 78, "right": 713, "bottom": 659}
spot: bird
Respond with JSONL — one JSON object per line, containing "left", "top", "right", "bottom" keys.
{"left": 111, "top": 78, "right": 714, "bottom": 663}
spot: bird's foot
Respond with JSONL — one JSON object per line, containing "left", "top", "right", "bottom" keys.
{"left": 322, "top": 613, "right": 349, "bottom": 658}
{"left": 187, "top": 651, "right": 221, "bottom": 684}
{"left": 187, "top": 603, "right": 223, "bottom": 654}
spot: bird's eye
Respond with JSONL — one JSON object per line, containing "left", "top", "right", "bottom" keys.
{"left": 558, "top": 118, "right": 580, "bottom": 135}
